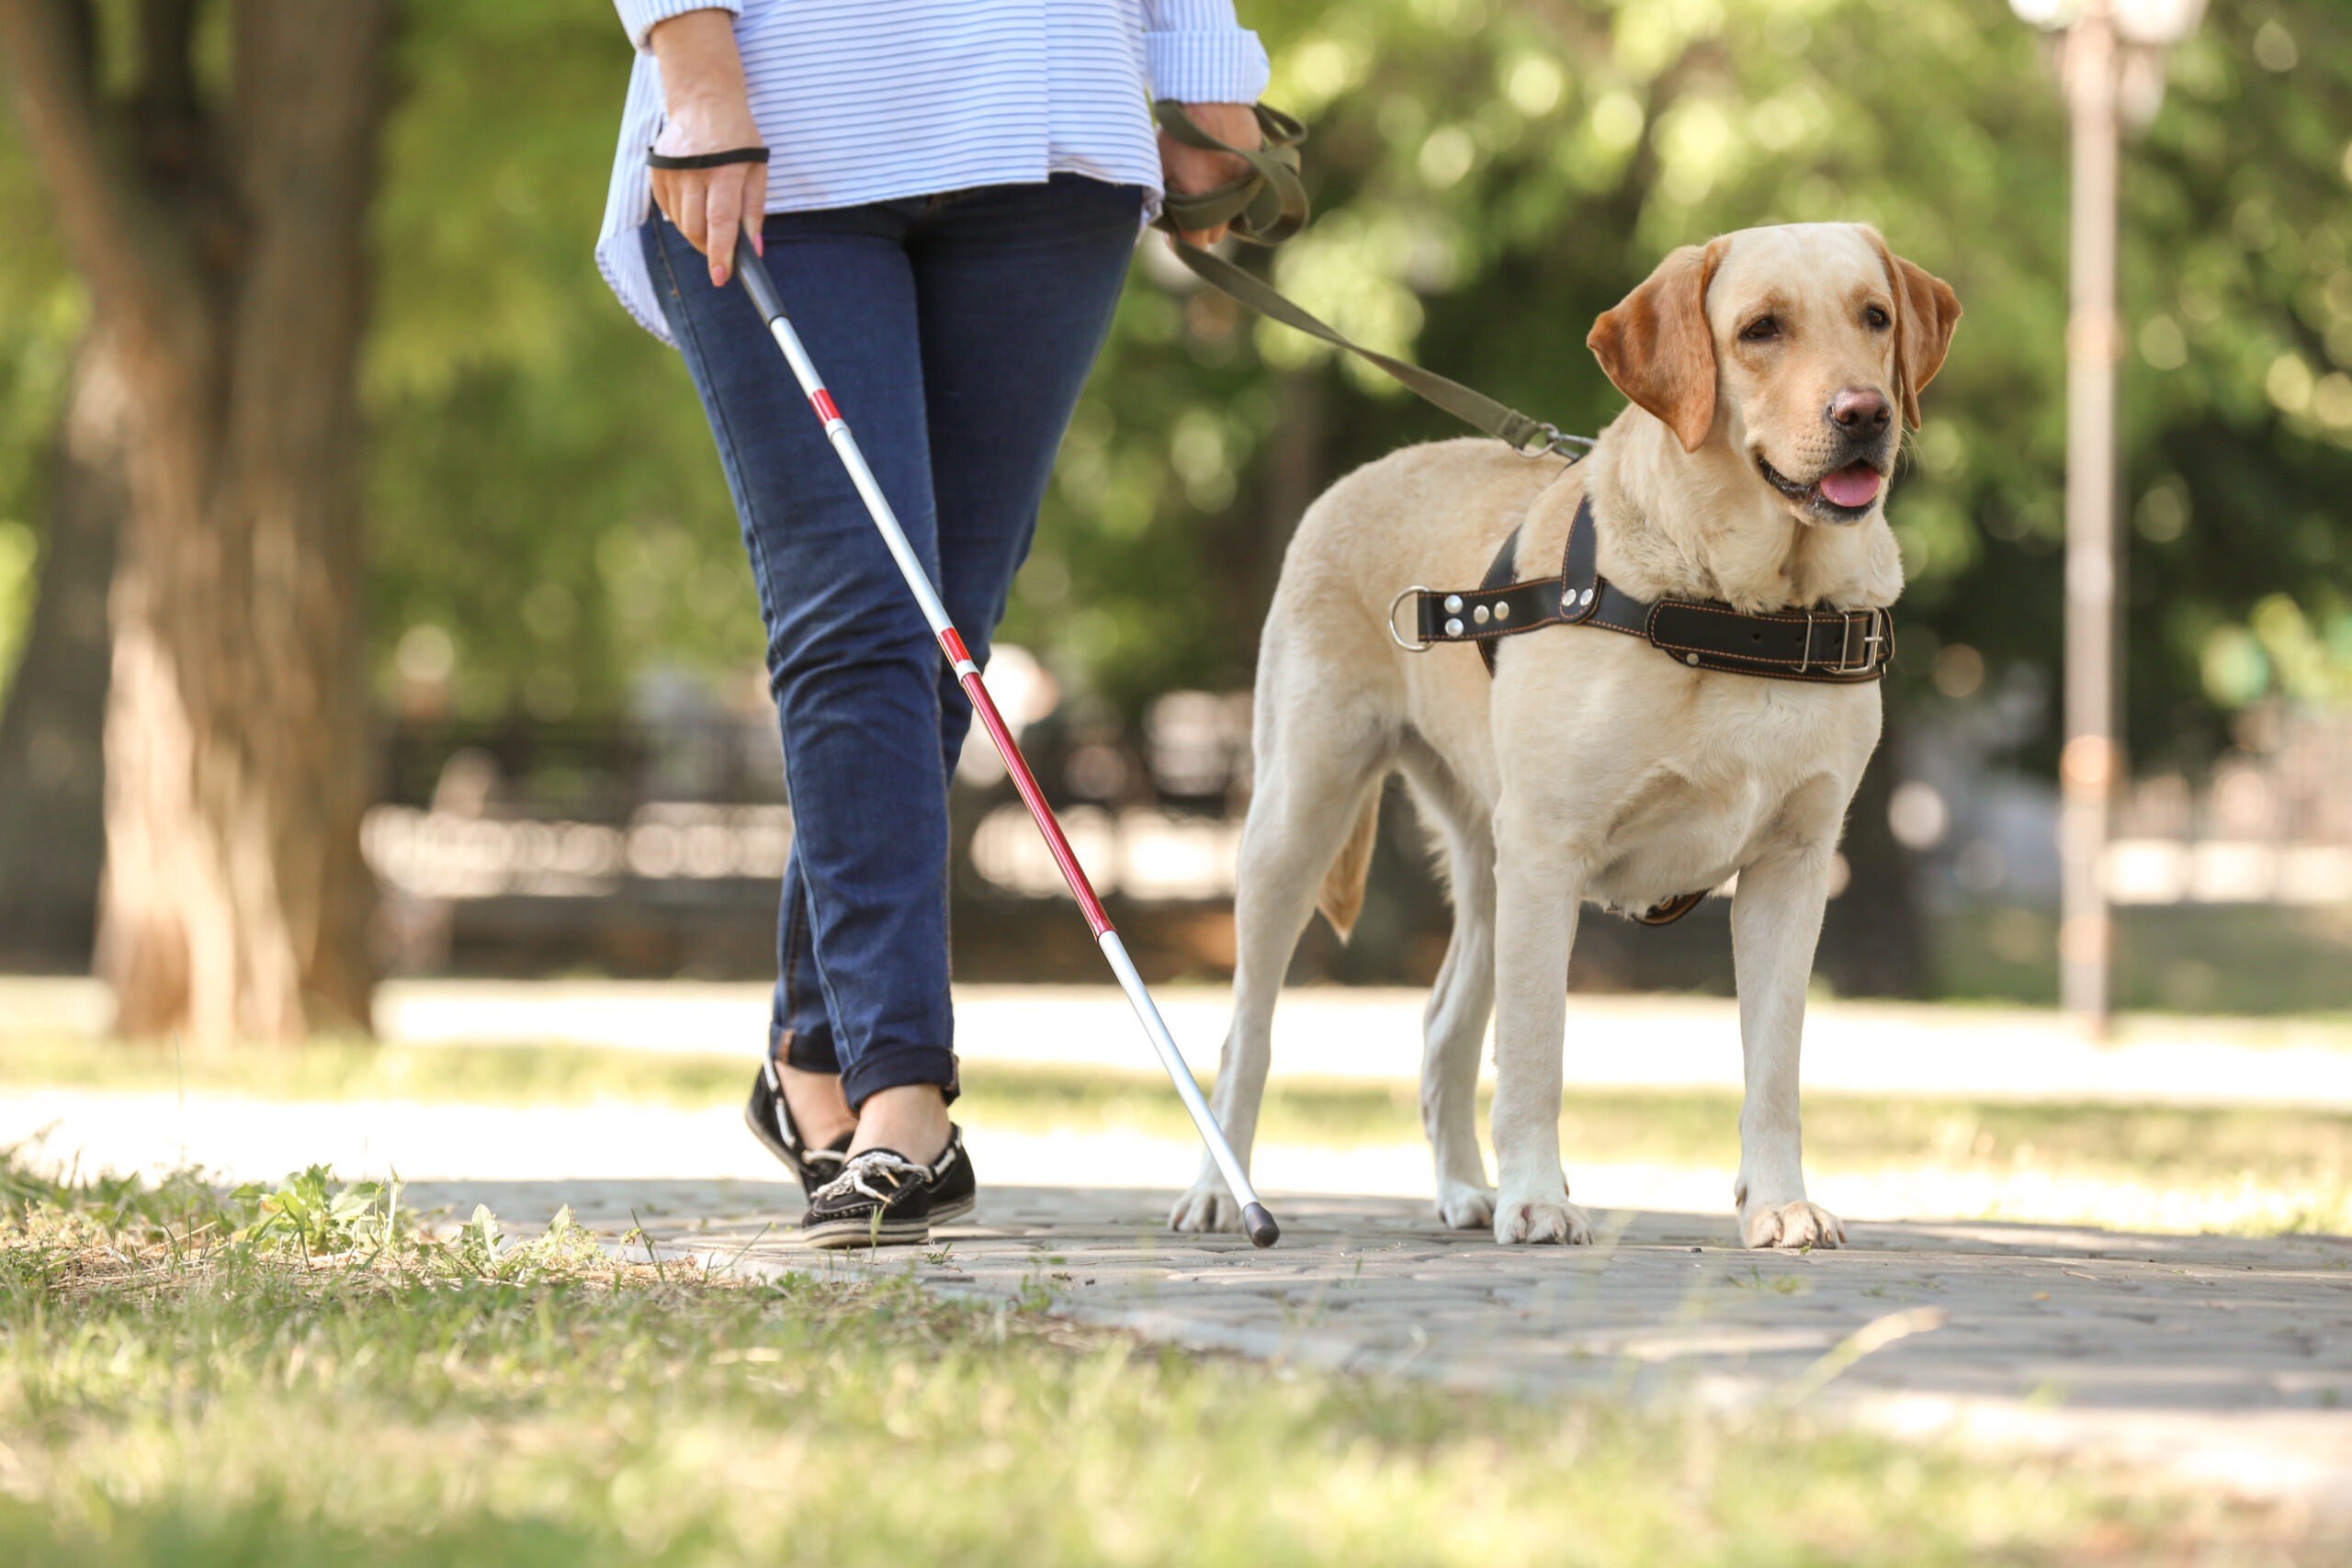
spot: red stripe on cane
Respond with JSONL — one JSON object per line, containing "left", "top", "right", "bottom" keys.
{"left": 962, "top": 671, "right": 1114, "bottom": 937}
{"left": 940, "top": 628, "right": 972, "bottom": 667}
{"left": 810, "top": 389, "right": 842, "bottom": 423}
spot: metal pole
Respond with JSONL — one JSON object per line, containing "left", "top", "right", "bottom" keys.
{"left": 2059, "top": 4, "right": 2120, "bottom": 1031}
{"left": 729, "top": 233, "right": 1281, "bottom": 1247}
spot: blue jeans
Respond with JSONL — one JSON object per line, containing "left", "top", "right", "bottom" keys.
{"left": 645, "top": 175, "right": 1140, "bottom": 1111}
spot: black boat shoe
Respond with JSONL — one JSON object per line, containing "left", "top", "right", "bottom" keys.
{"left": 743, "top": 1055, "right": 853, "bottom": 1198}
{"left": 926, "top": 1123, "right": 976, "bottom": 1226}
{"left": 801, "top": 1148, "right": 933, "bottom": 1249}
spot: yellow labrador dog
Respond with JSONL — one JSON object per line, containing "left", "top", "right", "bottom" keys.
{"left": 1170, "top": 223, "right": 1960, "bottom": 1247}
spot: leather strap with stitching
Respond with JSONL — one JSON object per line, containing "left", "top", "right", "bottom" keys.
{"left": 1412, "top": 500, "right": 1895, "bottom": 686}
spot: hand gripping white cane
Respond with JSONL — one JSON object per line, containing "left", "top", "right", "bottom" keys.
{"left": 731, "top": 235, "right": 1278, "bottom": 1247}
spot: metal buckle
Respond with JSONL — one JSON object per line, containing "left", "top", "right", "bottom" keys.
{"left": 1815, "top": 610, "right": 1883, "bottom": 676}
{"left": 1387, "top": 586, "right": 1431, "bottom": 651}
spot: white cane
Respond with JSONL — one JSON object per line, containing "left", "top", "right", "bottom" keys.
{"left": 730, "top": 233, "right": 1279, "bottom": 1247}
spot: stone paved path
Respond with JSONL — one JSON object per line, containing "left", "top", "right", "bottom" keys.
{"left": 402, "top": 1178, "right": 2352, "bottom": 1514}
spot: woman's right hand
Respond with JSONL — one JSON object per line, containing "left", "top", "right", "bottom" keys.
{"left": 647, "top": 10, "right": 767, "bottom": 287}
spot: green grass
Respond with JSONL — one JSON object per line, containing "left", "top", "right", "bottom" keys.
{"left": 1, "top": 1156, "right": 2336, "bottom": 1567}
{"left": 1934, "top": 903, "right": 2352, "bottom": 1017}
{"left": 960, "top": 1067, "right": 2352, "bottom": 1188}
{"left": 10, "top": 1032, "right": 2352, "bottom": 1179}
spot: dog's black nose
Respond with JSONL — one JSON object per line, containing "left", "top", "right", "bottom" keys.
{"left": 1827, "top": 387, "right": 1891, "bottom": 434}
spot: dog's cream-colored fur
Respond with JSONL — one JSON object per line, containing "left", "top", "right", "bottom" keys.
{"left": 1170, "top": 222, "right": 1961, "bottom": 1247}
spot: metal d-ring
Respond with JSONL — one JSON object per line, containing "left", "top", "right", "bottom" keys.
{"left": 1515, "top": 422, "right": 1597, "bottom": 462}
{"left": 1387, "top": 585, "right": 1431, "bottom": 651}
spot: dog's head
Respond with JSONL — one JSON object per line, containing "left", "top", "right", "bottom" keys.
{"left": 1586, "top": 223, "right": 1961, "bottom": 525}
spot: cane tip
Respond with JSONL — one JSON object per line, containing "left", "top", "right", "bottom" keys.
{"left": 1242, "top": 1202, "right": 1280, "bottom": 1248}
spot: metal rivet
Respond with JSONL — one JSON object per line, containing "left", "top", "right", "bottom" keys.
{"left": 1495, "top": 602, "right": 1511, "bottom": 621}
{"left": 1563, "top": 589, "right": 1577, "bottom": 611}
{"left": 1444, "top": 617, "right": 1464, "bottom": 637}
{"left": 1686, "top": 652, "right": 1701, "bottom": 667}
{"left": 1580, "top": 588, "right": 1594, "bottom": 606}
{"left": 1443, "top": 593, "right": 1464, "bottom": 614}
{"left": 1473, "top": 604, "right": 1490, "bottom": 625}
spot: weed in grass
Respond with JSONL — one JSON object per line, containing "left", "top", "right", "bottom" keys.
{"left": 1727, "top": 1265, "right": 1811, "bottom": 1296}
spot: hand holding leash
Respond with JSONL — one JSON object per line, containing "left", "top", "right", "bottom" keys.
{"left": 1156, "top": 103, "right": 1267, "bottom": 246}
{"left": 1152, "top": 101, "right": 1309, "bottom": 246}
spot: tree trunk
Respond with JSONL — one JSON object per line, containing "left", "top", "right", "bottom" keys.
{"left": 0, "top": 0, "right": 390, "bottom": 1041}
{"left": 0, "top": 332, "right": 124, "bottom": 970}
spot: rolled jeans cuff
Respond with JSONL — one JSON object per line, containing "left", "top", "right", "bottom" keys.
{"left": 774, "top": 1022, "right": 841, "bottom": 1076}
{"left": 842, "top": 1043, "right": 960, "bottom": 1113}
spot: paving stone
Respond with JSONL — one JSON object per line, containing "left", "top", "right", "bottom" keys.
{"left": 396, "top": 1177, "right": 2352, "bottom": 1513}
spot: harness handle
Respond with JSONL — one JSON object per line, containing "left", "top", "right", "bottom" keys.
{"left": 1151, "top": 103, "right": 1589, "bottom": 461}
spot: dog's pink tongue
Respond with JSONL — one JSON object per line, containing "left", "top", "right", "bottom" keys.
{"left": 1818, "top": 464, "right": 1882, "bottom": 508}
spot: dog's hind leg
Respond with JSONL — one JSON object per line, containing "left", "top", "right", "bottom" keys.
{"left": 1399, "top": 755, "right": 1497, "bottom": 1229}
{"left": 1168, "top": 705, "right": 1394, "bottom": 1235}
{"left": 1728, "top": 775, "right": 1851, "bottom": 1250}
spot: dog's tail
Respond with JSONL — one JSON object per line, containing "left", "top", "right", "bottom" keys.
{"left": 1316, "top": 787, "right": 1383, "bottom": 942}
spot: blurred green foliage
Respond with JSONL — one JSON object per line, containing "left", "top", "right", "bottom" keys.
{"left": 0, "top": 109, "right": 78, "bottom": 713}
{"left": 366, "top": 2, "right": 758, "bottom": 723}
{"left": 1, "top": 0, "right": 2348, "bottom": 761}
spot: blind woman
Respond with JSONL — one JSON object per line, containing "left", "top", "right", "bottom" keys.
{"left": 597, "top": 2, "right": 1267, "bottom": 1245}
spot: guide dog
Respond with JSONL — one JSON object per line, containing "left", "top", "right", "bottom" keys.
{"left": 1169, "top": 223, "right": 1960, "bottom": 1247}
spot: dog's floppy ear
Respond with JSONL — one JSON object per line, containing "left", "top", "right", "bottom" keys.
{"left": 1587, "top": 241, "right": 1724, "bottom": 454}
{"left": 1862, "top": 228, "right": 1962, "bottom": 429}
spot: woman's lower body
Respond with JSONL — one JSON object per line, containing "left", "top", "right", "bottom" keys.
{"left": 644, "top": 175, "right": 1140, "bottom": 1241}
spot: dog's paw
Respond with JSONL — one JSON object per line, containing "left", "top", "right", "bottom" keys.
{"left": 1167, "top": 1186, "right": 1245, "bottom": 1235}
{"left": 1434, "top": 1180, "right": 1496, "bottom": 1231}
{"left": 1492, "top": 1193, "right": 1592, "bottom": 1246}
{"left": 1741, "top": 1200, "right": 1845, "bottom": 1249}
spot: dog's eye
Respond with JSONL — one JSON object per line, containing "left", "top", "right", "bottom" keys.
{"left": 1740, "top": 316, "right": 1780, "bottom": 343}
{"left": 1864, "top": 306, "right": 1892, "bottom": 331}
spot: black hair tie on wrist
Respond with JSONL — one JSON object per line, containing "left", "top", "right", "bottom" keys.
{"left": 647, "top": 146, "right": 770, "bottom": 170}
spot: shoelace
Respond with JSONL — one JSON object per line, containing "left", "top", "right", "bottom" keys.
{"left": 816, "top": 1151, "right": 927, "bottom": 1207}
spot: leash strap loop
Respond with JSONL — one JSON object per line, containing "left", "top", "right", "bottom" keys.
{"left": 1166, "top": 240, "right": 1554, "bottom": 454}
{"left": 1152, "top": 102, "right": 1310, "bottom": 245}
{"left": 1151, "top": 103, "right": 1566, "bottom": 458}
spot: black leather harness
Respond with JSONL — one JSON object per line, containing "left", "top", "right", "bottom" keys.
{"left": 1385, "top": 495, "right": 1895, "bottom": 927}
{"left": 1390, "top": 496, "right": 1895, "bottom": 685}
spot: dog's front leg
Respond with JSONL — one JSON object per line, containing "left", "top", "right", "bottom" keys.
{"left": 1728, "top": 819, "right": 1848, "bottom": 1250}
{"left": 1487, "top": 831, "right": 1591, "bottom": 1246}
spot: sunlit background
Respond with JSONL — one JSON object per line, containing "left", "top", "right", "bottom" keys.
{"left": 2, "top": 0, "right": 2349, "bottom": 1012}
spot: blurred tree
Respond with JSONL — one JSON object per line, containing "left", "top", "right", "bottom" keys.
{"left": 0, "top": 0, "right": 390, "bottom": 1040}
{"left": 0, "top": 332, "right": 119, "bottom": 970}
{"left": 0, "top": 111, "right": 104, "bottom": 970}
{"left": 365, "top": 2, "right": 756, "bottom": 729}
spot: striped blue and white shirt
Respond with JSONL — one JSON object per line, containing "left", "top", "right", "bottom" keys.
{"left": 600, "top": 1, "right": 1271, "bottom": 344}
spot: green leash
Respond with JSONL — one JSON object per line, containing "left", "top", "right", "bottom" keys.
{"left": 1151, "top": 102, "right": 1589, "bottom": 460}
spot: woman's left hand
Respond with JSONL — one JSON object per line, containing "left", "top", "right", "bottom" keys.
{"left": 1158, "top": 102, "right": 1261, "bottom": 247}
